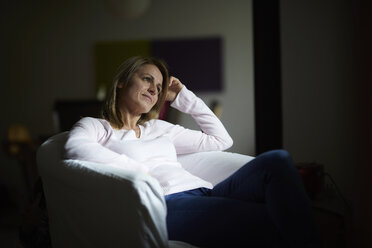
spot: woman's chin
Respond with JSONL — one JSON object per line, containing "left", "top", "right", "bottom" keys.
{"left": 136, "top": 103, "right": 156, "bottom": 115}
{"left": 139, "top": 108, "right": 152, "bottom": 115}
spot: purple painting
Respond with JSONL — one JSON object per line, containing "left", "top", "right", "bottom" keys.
{"left": 151, "top": 37, "right": 223, "bottom": 92}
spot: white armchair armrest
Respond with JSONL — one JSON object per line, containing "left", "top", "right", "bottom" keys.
{"left": 37, "top": 132, "right": 168, "bottom": 248}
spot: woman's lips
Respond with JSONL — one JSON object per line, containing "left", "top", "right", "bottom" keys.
{"left": 142, "top": 94, "right": 152, "bottom": 103}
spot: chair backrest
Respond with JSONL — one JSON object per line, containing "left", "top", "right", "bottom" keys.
{"left": 37, "top": 133, "right": 168, "bottom": 248}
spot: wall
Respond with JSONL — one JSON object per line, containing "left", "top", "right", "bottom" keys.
{"left": 281, "top": 0, "right": 359, "bottom": 199}
{"left": 354, "top": 0, "right": 372, "bottom": 245}
{"left": 1, "top": 0, "right": 254, "bottom": 187}
{"left": 281, "top": 0, "right": 371, "bottom": 245}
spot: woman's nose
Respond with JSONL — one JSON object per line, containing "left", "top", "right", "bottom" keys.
{"left": 148, "top": 84, "right": 156, "bottom": 95}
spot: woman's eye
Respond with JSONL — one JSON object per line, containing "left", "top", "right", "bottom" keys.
{"left": 144, "top": 77, "right": 151, "bottom": 81}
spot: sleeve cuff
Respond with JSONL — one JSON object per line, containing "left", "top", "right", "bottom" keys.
{"left": 170, "top": 86, "right": 196, "bottom": 112}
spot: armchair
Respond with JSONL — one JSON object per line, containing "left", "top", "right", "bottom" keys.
{"left": 37, "top": 132, "right": 254, "bottom": 248}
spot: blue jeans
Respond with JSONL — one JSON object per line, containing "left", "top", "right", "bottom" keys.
{"left": 166, "top": 150, "right": 322, "bottom": 248}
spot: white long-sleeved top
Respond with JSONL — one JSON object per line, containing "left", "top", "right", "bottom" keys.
{"left": 63, "top": 86, "right": 233, "bottom": 195}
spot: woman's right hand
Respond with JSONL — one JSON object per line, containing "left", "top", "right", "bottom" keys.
{"left": 166, "top": 76, "right": 184, "bottom": 102}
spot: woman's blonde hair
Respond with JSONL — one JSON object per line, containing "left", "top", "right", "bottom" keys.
{"left": 102, "top": 56, "right": 169, "bottom": 129}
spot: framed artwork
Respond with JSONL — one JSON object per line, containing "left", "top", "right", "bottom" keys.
{"left": 94, "top": 36, "right": 223, "bottom": 97}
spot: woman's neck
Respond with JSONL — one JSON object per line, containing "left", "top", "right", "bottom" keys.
{"left": 120, "top": 110, "right": 141, "bottom": 130}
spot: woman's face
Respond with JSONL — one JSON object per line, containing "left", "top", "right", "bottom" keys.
{"left": 118, "top": 64, "right": 163, "bottom": 115}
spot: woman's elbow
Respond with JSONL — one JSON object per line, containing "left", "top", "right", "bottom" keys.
{"left": 224, "top": 136, "right": 234, "bottom": 150}
{"left": 217, "top": 136, "right": 233, "bottom": 151}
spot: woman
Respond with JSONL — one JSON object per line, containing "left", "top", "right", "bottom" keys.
{"left": 64, "top": 56, "right": 322, "bottom": 248}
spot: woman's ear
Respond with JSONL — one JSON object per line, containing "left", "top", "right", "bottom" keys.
{"left": 117, "top": 82, "right": 123, "bottom": 89}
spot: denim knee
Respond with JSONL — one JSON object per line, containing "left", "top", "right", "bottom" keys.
{"left": 259, "top": 149, "right": 296, "bottom": 173}
{"left": 266, "top": 149, "right": 291, "bottom": 160}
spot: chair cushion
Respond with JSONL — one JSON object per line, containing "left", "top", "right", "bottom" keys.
{"left": 178, "top": 151, "right": 254, "bottom": 186}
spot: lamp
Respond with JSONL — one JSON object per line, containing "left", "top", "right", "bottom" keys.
{"left": 105, "top": 0, "right": 151, "bottom": 19}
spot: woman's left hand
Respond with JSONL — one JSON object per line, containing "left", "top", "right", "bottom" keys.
{"left": 166, "top": 76, "right": 184, "bottom": 102}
